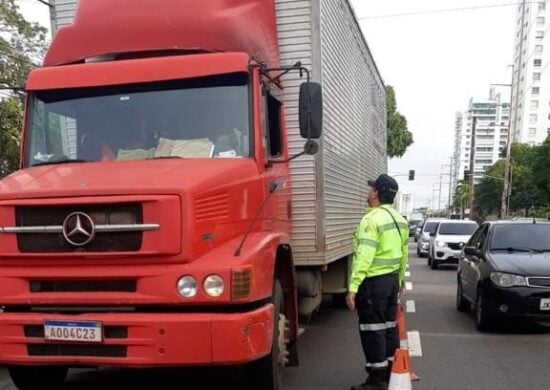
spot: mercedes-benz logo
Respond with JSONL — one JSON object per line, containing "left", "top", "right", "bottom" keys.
{"left": 62, "top": 212, "right": 96, "bottom": 247}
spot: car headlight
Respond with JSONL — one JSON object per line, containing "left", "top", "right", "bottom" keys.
{"left": 177, "top": 276, "right": 198, "bottom": 298}
{"left": 436, "top": 240, "right": 446, "bottom": 247}
{"left": 204, "top": 275, "right": 225, "bottom": 297}
{"left": 490, "top": 272, "right": 527, "bottom": 288}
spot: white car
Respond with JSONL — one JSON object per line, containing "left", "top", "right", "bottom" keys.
{"left": 429, "top": 220, "right": 478, "bottom": 270}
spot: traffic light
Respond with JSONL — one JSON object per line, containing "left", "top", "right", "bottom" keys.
{"left": 408, "top": 170, "right": 415, "bottom": 181}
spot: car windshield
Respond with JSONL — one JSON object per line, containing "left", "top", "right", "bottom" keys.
{"left": 25, "top": 73, "right": 250, "bottom": 166}
{"left": 438, "top": 223, "right": 478, "bottom": 235}
{"left": 491, "top": 224, "right": 550, "bottom": 253}
{"left": 423, "top": 222, "right": 439, "bottom": 234}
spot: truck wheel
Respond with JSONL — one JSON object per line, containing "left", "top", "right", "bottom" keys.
{"left": 8, "top": 366, "right": 68, "bottom": 390}
{"left": 247, "top": 280, "right": 288, "bottom": 390}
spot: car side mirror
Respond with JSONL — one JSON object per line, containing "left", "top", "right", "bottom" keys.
{"left": 464, "top": 246, "right": 481, "bottom": 257}
{"left": 299, "top": 82, "right": 323, "bottom": 140}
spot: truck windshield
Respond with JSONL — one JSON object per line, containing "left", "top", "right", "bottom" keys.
{"left": 25, "top": 73, "right": 250, "bottom": 166}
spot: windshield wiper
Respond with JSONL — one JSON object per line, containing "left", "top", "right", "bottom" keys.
{"left": 32, "top": 157, "right": 88, "bottom": 167}
{"left": 492, "top": 247, "right": 543, "bottom": 253}
{"left": 147, "top": 156, "right": 185, "bottom": 160}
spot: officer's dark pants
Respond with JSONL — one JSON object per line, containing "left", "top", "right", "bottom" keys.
{"left": 355, "top": 272, "right": 400, "bottom": 375}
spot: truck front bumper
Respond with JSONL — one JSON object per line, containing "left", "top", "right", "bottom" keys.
{"left": 0, "top": 304, "right": 274, "bottom": 367}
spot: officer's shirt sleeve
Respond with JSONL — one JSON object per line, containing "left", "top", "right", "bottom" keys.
{"left": 349, "top": 215, "right": 378, "bottom": 293}
{"left": 399, "top": 228, "right": 409, "bottom": 285}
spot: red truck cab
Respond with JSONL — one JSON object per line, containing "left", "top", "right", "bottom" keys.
{"left": 0, "top": 1, "right": 322, "bottom": 389}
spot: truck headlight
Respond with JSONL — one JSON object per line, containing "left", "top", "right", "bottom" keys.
{"left": 204, "top": 275, "right": 225, "bottom": 297}
{"left": 177, "top": 276, "right": 198, "bottom": 298}
{"left": 436, "top": 240, "right": 446, "bottom": 247}
{"left": 490, "top": 272, "right": 527, "bottom": 288}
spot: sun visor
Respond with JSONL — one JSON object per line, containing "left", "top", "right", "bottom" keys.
{"left": 44, "top": 0, "right": 280, "bottom": 68}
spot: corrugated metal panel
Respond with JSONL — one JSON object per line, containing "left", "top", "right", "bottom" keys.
{"left": 316, "top": 0, "right": 387, "bottom": 264}
{"left": 51, "top": 0, "right": 78, "bottom": 31}
{"left": 48, "top": 0, "right": 387, "bottom": 266}
{"left": 275, "top": 0, "right": 321, "bottom": 263}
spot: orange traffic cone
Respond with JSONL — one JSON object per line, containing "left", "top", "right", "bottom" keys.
{"left": 396, "top": 304, "right": 420, "bottom": 382}
{"left": 388, "top": 349, "right": 413, "bottom": 390}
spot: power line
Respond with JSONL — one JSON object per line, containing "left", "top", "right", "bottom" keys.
{"left": 358, "top": 1, "right": 548, "bottom": 20}
{"left": 28, "top": 0, "right": 53, "bottom": 7}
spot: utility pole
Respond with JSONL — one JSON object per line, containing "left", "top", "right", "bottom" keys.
{"left": 448, "top": 157, "right": 453, "bottom": 217}
{"left": 438, "top": 175, "right": 443, "bottom": 212}
{"left": 500, "top": 73, "right": 515, "bottom": 219}
{"left": 469, "top": 115, "right": 478, "bottom": 220}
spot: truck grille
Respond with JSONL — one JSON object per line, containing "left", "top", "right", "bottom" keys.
{"left": 27, "top": 344, "right": 127, "bottom": 358}
{"left": 15, "top": 204, "right": 143, "bottom": 253}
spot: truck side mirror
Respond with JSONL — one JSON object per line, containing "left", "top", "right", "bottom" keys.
{"left": 299, "top": 82, "right": 323, "bottom": 140}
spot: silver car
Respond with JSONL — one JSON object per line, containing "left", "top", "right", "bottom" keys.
{"left": 416, "top": 219, "right": 446, "bottom": 258}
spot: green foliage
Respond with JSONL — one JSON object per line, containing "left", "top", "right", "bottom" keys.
{"left": 533, "top": 138, "right": 550, "bottom": 198}
{"left": 386, "top": 86, "right": 413, "bottom": 158}
{"left": 474, "top": 142, "right": 549, "bottom": 218}
{"left": 0, "top": 97, "right": 23, "bottom": 175}
{"left": 453, "top": 181, "right": 471, "bottom": 211}
{"left": 0, "top": 0, "right": 47, "bottom": 177}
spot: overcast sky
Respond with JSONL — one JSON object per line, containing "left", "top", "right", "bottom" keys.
{"left": 17, "top": 0, "right": 517, "bottom": 209}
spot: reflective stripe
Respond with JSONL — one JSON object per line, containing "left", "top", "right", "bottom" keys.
{"left": 360, "top": 323, "right": 387, "bottom": 331}
{"left": 373, "top": 257, "right": 401, "bottom": 266}
{"left": 388, "top": 356, "right": 395, "bottom": 362}
{"left": 359, "top": 238, "right": 377, "bottom": 248}
{"left": 386, "top": 321, "right": 397, "bottom": 328}
{"left": 366, "top": 361, "right": 389, "bottom": 368}
{"left": 378, "top": 223, "right": 397, "bottom": 232}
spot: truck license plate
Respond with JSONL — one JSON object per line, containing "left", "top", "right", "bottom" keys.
{"left": 540, "top": 299, "right": 550, "bottom": 311}
{"left": 44, "top": 320, "right": 102, "bottom": 343}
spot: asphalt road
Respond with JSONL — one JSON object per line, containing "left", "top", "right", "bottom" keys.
{"left": 1, "top": 246, "right": 550, "bottom": 389}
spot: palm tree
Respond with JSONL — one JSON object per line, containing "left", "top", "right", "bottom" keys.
{"left": 453, "top": 182, "right": 471, "bottom": 218}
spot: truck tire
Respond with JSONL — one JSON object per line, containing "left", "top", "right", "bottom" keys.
{"left": 247, "top": 280, "right": 287, "bottom": 390}
{"left": 8, "top": 366, "right": 68, "bottom": 390}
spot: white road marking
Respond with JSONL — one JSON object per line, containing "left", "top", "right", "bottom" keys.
{"left": 408, "top": 331, "right": 423, "bottom": 357}
{"left": 405, "top": 282, "right": 413, "bottom": 291}
{"left": 406, "top": 300, "right": 416, "bottom": 313}
{"left": 405, "top": 271, "right": 411, "bottom": 277}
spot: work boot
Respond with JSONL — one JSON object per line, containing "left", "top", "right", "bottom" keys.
{"left": 350, "top": 370, "right": 388, "bottom": 390}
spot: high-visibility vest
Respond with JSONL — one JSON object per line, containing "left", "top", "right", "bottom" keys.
{"left": 349, "top": 205, "right": 409, "bottom": 293}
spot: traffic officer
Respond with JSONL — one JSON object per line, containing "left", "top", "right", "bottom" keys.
{"left": 346, "top": 174, "right": 409, "bottom": 390}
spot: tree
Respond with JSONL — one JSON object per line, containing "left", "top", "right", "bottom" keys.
{"left": 0, "top": 0, "right": 47, "bottom": 177}
{"left": 473, "top": 143, "right": 549, "bottom": 219}
{"left": 533, "top": 137, "right": 550, "bottom": 199}
{"left": 453, "top": 181, "right": 471, "bottom": 216}
{"left": 386, "top": 86, "right": 413, "bottom": 158}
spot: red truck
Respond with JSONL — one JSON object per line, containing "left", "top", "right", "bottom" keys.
{"left": 0, "top": 0, "right": 387, "bottom": 389}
